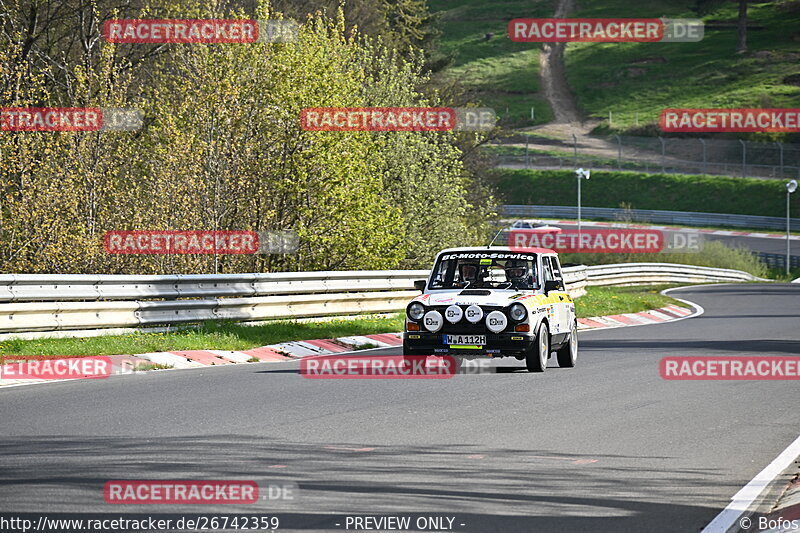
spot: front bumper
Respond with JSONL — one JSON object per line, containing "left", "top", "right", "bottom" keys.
{"left": 403, "top": 331, "right": 535, "bottom": 356}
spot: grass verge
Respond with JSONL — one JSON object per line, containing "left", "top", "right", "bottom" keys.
{"left": 493, "top": 168, "right": 800, "bottom": 218}
{"left": 575, "top": 284, "right": 688, "bottom": 319}
{"left": 0, "top": 315, "right": 405, "bottom": 358}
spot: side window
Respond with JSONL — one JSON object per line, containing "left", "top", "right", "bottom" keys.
{"left": 542, "top": 256, "right": 554, "bottom": 282}
{"left": 550, "top": 256, "right": 564, "bottom": 282}
{"left": 527, "top": 259, "right": 539, "bottom": 289}
{"left": 430, "top": 259, "right": 451, "bottom": 288}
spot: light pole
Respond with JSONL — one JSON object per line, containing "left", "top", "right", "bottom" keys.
{"left": 575, "top": 168, "right": 591, "bottom": 233}
{"left": 787, "top": 180, "right": 797, "bottom": 275}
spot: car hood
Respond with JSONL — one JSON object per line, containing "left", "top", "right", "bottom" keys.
{"left": 413, "top": 291, "right": 535, "bottom": 307}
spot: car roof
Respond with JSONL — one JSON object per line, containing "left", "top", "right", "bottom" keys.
{"left": 437, "top": 246, "right": 557, "bottom": 255}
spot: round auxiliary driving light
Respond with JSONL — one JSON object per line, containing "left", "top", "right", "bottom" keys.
{"left": 465, "top": 305, "right": 484, "bottom": 324}
{"left": 445, "top": 305, "right": 463, "bottom": 324}
{"left": 486, "top": 311, "right": 508, "bottom": 333}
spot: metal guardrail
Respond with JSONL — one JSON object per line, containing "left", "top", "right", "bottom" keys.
{"left": 562, "top": 267, "right": 588, "bottom": 298}
{"left": 502, "top": 205, "right": 799, "bottom": 231}
{"left": 0, "top": 264, "right": 766, "bottom": 336}
{"left": 580, "top": 263, "right": 766, "bottom": 286}
{"left": 0, "top": 271, "right": 429, "bottom": 302}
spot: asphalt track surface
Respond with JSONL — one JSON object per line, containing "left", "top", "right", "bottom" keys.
{"left": 1, "top": 284, "right": 799, "bottom": 533}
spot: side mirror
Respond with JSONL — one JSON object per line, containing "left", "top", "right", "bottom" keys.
{"left": 413, "top": 280, "right": 427, "bottom": 292}
{"left": 544, "top": 280, "right": 562, "bottom": 293}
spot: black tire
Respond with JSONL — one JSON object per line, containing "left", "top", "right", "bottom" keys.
{"left": 526, "top": 322, "right": 549, "bottom": 373}
{"left": 556, "top": 321, "right": 578, "bottom": 368}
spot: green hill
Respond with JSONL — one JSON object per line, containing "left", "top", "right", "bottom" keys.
{"left": 431, "top": 0, "right": 800, "bottom": 137}
{"left": 566, "top": 0, "right": 800, "bottom": 135}
{"left": 429, "top": 0, "right": 553, "bottom": 126}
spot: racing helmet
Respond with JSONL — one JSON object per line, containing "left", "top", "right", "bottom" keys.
{"left": 458, "top": 263, "right": 478, "bottom": 282}
{"left": 504, "top": 259, "right": 528, "bottom": 282}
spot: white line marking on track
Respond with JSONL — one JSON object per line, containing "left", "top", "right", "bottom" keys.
{"left": 701, "top": 433, "right": 800, "bottom": 533}
{"left": 660, "top": 287, "right": 706, "bottom": 323}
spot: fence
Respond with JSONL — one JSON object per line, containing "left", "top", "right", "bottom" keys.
{"left": 0, "top": 264, "right": 767, "bottom": 337}
{"left": 495, "top": 133, "right": 800, "bottom": 180}
{"left": 501, "top": 205, "right": 800, "bottom": 230}
{"left": 755, "top": 253, "right": 800, "bottom": 271}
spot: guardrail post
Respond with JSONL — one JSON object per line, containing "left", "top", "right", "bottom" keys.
{"left": 700, "top": 139, "right": 707, "bottom": 174}
{"left": 740, "top": 139, "right": 746, "bottom": 177}
{"left": 525, "top": 135, "right": 529, "bottom": 168}
{"left": 615, "top": 135, "right": 622, "bottom": 170}
{"left": 572, "top": 133, "right": 578, "bottom": 167}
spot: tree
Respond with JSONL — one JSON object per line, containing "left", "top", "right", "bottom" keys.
{"left": 692, "top": 0, "right": 756, "bottom": 54}
{"left": 1, "top": 0, "right": 492, "bottom": 274}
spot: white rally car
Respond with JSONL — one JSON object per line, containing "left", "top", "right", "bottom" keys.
{"left": 403, "top": 247, "right": 577, "bottom": 372}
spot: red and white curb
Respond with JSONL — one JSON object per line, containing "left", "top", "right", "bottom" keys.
{"left": 520, "top": 218, "right": 800, "bottom": 241}
{"left": 0, "top": 303, "right": 699, "bottom": 388}
{"left": 0, "top": 334, "right": 402, "bottom": 387}
{"left": 577, "top": 304, "right": 695, "bottom": 330}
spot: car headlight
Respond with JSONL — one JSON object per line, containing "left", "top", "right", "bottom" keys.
{"left": 509, "top": 303, "right": 527, "bottom": 322}
{"left": 407, "top": 302, "right": 425, "bottom": 321}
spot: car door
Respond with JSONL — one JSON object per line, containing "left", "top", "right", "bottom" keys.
{"left": 542, "top": 255, "right": 569, "bottom": 335}
{"left": 548, "top": 255, "right": 572, "bottom": 335}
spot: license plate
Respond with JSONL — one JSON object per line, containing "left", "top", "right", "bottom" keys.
{"left": 444, "top": 334, "right": 486, "bottom": 346}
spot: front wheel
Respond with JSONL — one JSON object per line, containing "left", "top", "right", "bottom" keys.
{"left": 556, "top": 321, "right": 578, "bottom": 368}
{"left": 526, "top": 322, "right": 549, "bottom": 373}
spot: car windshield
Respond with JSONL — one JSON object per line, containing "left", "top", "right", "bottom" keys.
{"left": 429, "top": 251, "right": 538, "bottom": 290}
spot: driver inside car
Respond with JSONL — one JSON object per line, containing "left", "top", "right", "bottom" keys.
{"left": 456, "top": 263, "right": 479, "bottom": 288}
{"left": 504, "top": 260, "right": 533, "bottom": 290}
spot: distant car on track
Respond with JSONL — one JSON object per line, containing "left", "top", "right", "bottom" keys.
{"left": 507, "top": 219, "right": 562, "bottom": 233}
{"left": 403, "top": 246, "right": 577, "bottom": 372}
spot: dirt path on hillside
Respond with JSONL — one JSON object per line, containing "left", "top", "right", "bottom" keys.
{"left": 538, "top": 0, "right": 582, "bottom": 126}
{"left": 511, "top": 0, "right": 662, "bottom": 164}
{"left": 522, "top": 0, "right": 619, "bottom": 155}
